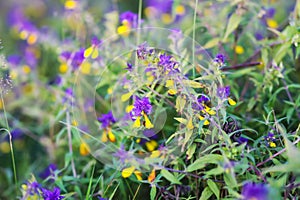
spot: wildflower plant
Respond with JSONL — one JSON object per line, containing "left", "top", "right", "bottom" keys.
{"left": 0, "top": 0, "right": 300, "bottom": 199}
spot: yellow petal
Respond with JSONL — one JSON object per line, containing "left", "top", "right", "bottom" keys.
{"left": 22, "top": 65, "right": 31, "bottom": 74}
{"left": 269, "top": 142, "right": 276, "bottom": 148}
{"left": 146, "top": 140, "right": 158, "bottom": 152}
{"left": 133, "top": 116, "right": 141, "bottom": 128}
{"left": 166, "top": 80, "right": 174, "bottom": 88}
{"left": 204, "top": 120, "right": 210, "bottom": 125}
{"left": 126, "top": 105, "right": 134, "bottom": 113}
{"left": 122, "top": 166, "right": 135, "bottom": 178}
{"left": 266, "top": 18, "right": 278, "bottom": 28}
{"left": 80, "top": 142, "right": 90, "bottom": 156}
{"left": 175, "top": 5, "right": 185, "bottom": 15}
{"left": 84, "top": 46, "right": 93, "bottom": 58}
{"left": 0, "top": 142, "right": 10, "bottom": 154}
{"left": 107, "top": 87, "right": 113, "bottom": 94}
{"left": 235, "top": 45, "right": 244, "bottom": 54}
{"left": 144, "top": 114, "right": 154, "bottom": 129}
{"left": 187, "top": 118, "right": 194, "bottom": 130}
{"left": 91, "top": 49, "right": 98, "bottom": 59}
{"left": 150, "top": 150, "right": 160, "bottom": 158}
{"left": 161, "top": 13, "right": 173, "bottom": 24}
{"left": 101, "top": 130, "right": 108, "bottom": 142}
{"left": 65, "top": 0, "right": 77, "bottom": 9}
{"left": 134, "top": 170, "right": 143, "bottom": 181}
{"left": 108, "top": 129, "right": 116, "bottom": 142}
{"left": 27, "top": 33, "right": 37, "bottom": 45}
{"left": 19, "top": 30, "right": 28, "bottom": 40}
{"left": 59, "top": 63, "right": 68, "bottom": 74}
{"left": 228, "top": 97, "right": 237, "bottom": 106}
{"left": 148, "top": 169, "right": 156, "bottom": 182}
{"left": 80, "top": 61, "right": 91, "bottom": 74}
{"left": 117, "top": 25, "right": 130, "bottom": 36}
{"left": 168, "top": 89, "right": 177, "bottom": 95}
{"left": 121, "top": 92, "right": 132, "bottom": 102}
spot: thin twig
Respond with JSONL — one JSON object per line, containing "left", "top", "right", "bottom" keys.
{"left": 221, "top": 62, "right": 262, "bottom": 71}
{"left": 66, "top": 110, "right": 77, "bottom": 177}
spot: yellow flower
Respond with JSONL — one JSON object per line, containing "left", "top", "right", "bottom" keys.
{"left": 121, "top": 92, "right": 133, "bottom": 102}
{"left": 228, "top": 97, "right": 237, "bottom": 106}
{"left": 269, "top": 142, "right": 276, "bottom": 148}
{"left": 80, "top": 62, "right": 91, "bottom": 74}
{"left": 235, "top": 45, "right": 244, "bottom": 54}
{"left": 144, "top": 114, "right": 154, "bottom": 129}
{"left": 134, "top": 170, "right": 143, "bottom": 181}
{"left": 101, "top": 130, "right": 108, "bottom": 142}
{"left": 59, "top": 63, "right": 68, "bottom": 74}
{"left": 107, "top": 129, "right": 116, "bottom": 142}
{"left": 150, "top": 150, "right": 160, "bottom": 158}
{"left": 148, "top": 169, "right": 156, "bottom": 182}
{"left": 27, "top": 33, "right": 37, "bottom": 45}
{"left": 146, "top": 140, "right": 158, "bottom": 152}
{"left": 168, "top": 89, "right": 177, "bottom": 95}
{"left": 80, "top": 142, "right": 90, "bottom": 156}
{"left": 175, "top": 5, "right": 185, "bottom": 15}
{"left": 161, "top": 14, "right": 173, "bottom": 24}
{"left": 266, "top": 18, "right": 278, "bottom": 29}
{"left": 122, "top": 166, "right": 135, "bottom": 178}
{"left": 117, "top": 25, "right": 130, "bottom": 36}
{"left": 22, "top": 65, "right": 31, "bottom": 74}
{"left": 133, "top": 116, "right": 141, "bottom": 128}
{"left": 65, "top": 0, "right": 77, "bottom": 10}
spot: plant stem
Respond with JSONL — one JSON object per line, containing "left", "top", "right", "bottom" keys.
{"left": 66, "top": 110, "right": 77, "bottom": 177}
{"left": 192, "top": 0, "right": 199, "bottom": 78}
{"left": 1, "top": 91, "right": 18, "bottom": 186}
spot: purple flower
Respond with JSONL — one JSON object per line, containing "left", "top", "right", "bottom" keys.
{"left": 98, "top": 111, "right": 116, "bottom": 129}
{"left": 136, "top": 42, "right": 154, "bottom": 60}
{"left": 91, "top": 36, "right": 102, "bottom": 47}
{"left": 255, "top": 32, "right": 264, "bottom": 41}
{"left": 42, "top": 187, "right": 64, "bottom": 200}
{"left": 158, "top": 53, "right": 179, "bottom": 74}
{"left": 146, "top": 0, "right": 173, "bottom": 14}
{"left": 26, "top": 181, "right": 41, "bottom": 195}
{"left": 120, "top": 11, "right": 138, "bottom": 28}
{"left": 113, "top": 144, "right": 132, "bottom": 163}
{"left": 192, "top": 95, "right": 209, "bottom": 111}
{"left": 265, "top": 7, "right": 276, "bottom": 18}
{"left": 130, "top": 96, "right": 152, "bottom": 118}
{"left": 39, "top": 164, "right": 57, "bottom": 180}
{"left": 217, "top": 86, "right": 230, "bottom": 99}
{"left": 62, "top": 88, "right": 74, "bottom": 105}
{"left": 7, "top": 54, "right": 22, "bottom": 66}
{"left": 125, "top": 62, "right": 134, "bottom": 71}
{"left": 71, "top": 48, "right": 85, "bottom": 69}
{"left": 241, "top": 182, "right": 269, "bottom": 200}
{"left": 214, "top": 53, "right": 226, "bottom": 65}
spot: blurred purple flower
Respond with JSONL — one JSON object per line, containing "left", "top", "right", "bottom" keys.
{"left": 7, "top": 55, "right": 22, "bottom": 66}
{"left": 217, "top": 86, "right": 230, "bottom": 99}
{"left": 98, "top": 111, "right": 116, "bottom": 129}
{"left": 146, "top": 0, "right": 173, "bottom": 14}
{"left": 41, "top": 187, "right": 64, "bottom": 200}
{"left": 39, "top": 164, "right": 57, "bottom": 181}
{"left": 71, "top": 48, "right": 85, "bottom": 69}
{"left": 241, "top": 182, "right": 269, "bottom": 200}
{"left": 255, "top": 32, "right": 264, "bottom": 41}
{"left": 120, "top": 11, "right": 138, "bottom": 28}
{"left": 137, "top": 42, "right": 154, "bottom": 60}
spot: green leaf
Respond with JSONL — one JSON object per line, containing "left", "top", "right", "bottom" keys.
{"left": 199, "top": 186, "right": 213, "bottom": 200}
{"left": 150, "top": 186, "right": 157, "bottom": 200}
{"left": 224, "top": 172, "right": 238, "bottom": 188}
{"left": 187, "top": 143, "right": 197, "bottom": 160}
{"left": 186, "top": 154, "right": 223, "bottom": 172}
{"left": 204, "top": 38, "right": 220, "bottom": 49}
{"left": 223, "top": 13, "right": 242, "bottom": 41}
{"left": 207, "top": 179, "right": 220, "bottom": 199}
{"left": 161, "top": 169, "right": 182, "bottom": 184}
{"left": 274, "top": 43, "right": 291, "bottom": 63}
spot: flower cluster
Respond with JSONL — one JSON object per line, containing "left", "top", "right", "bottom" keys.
{"left": 98, "top": 111, "right": 117, "bottom": 142}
